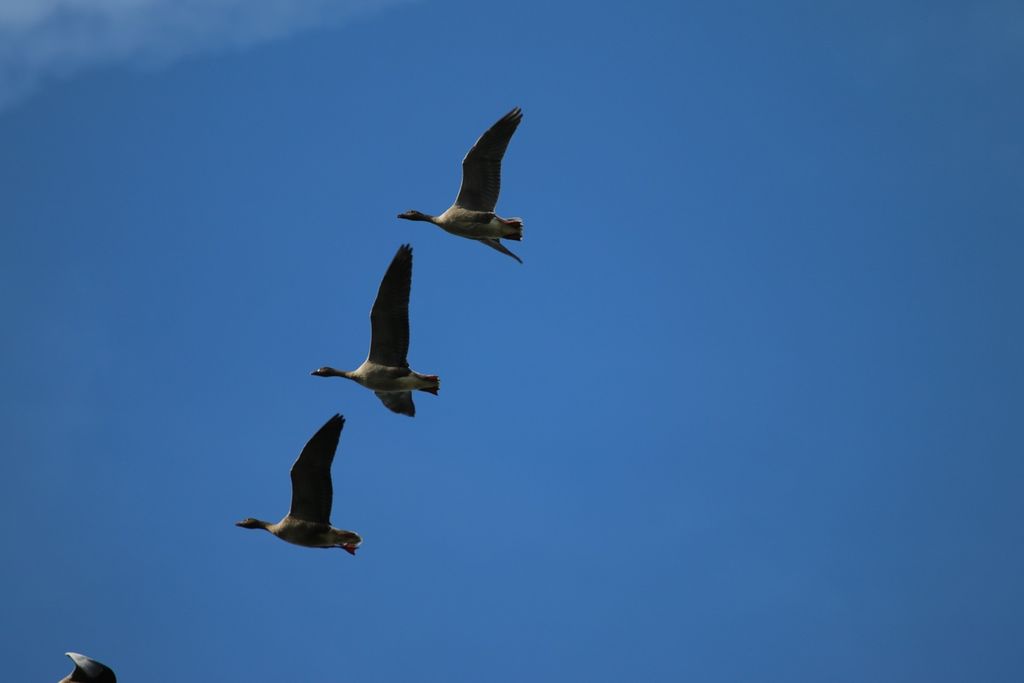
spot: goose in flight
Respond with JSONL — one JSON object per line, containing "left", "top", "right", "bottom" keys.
{"left": 311, "top": 244, "right": 439, "bottom": 417}
{"left": 398, "top": 107, "right": 525, "bottom": 263}
{"left": 236, "top": 414, "right": 362, "bottom": 555}
{"left": 59, "top": 653, "right": 115, "bottom": 683}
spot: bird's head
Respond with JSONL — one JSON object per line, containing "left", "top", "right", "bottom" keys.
{"left": 397, "top": 210, "right": 431, "bottom": 222}
{"left": 310, "top": 366, "right": 347, "bottom": 378}
{"left": 235, "top": 518, "right": 268, "bottom": 530}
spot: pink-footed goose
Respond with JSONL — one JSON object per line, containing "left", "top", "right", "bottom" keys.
{"left": 59, "top": 653, "right": 115, "bottom": 683}
{"left": 311, "top": 244, "right": 439, "bottom": 417}
{"left": 398, "top": 107, "right": 525, "bottom": 263}
{"left": 236, "top": 414, "right": 362, "bottom": 555}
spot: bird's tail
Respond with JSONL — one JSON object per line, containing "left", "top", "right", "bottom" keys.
{"left": 417, "top": 374, "right": 440, "bottom": 395}
{"left": 500, "top": 217, "right": 524, "bottom": 241}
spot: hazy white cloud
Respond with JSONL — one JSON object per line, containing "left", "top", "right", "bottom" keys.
{"left": 0, "top": 0, "right": 406, "bottom": 111}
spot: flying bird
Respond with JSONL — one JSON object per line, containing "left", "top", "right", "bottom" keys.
{"left": 235, "top": 414, "right": 362, "bottom": 555}
{"left": 398, "top": 107, "right": 525, "bottom": 263}
{"left": 59, "top": 653, "right": 116, "bottom": 683}
{"left": 311, "top": 244, "right": 439, "bottom": 417}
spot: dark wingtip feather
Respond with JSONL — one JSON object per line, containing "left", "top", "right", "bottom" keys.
{"left": 501, "top": 108, "right": 523, "bottom": 128}
{"left": 310, "top": 414, "right": 345, "bottom": 444}
{"left": 394, "top": 243, "right": 413, "bottom": 265}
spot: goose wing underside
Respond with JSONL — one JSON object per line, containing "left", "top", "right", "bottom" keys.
{"left": 289, "top": 414, "right": 345, "bottom": 524}
{"left": 65, "top": 653, "right": 116, "bottom": 683}
{"left": 479, "top": 238, "right": 523, "bottom": 263}
{"left": 455, "top": 107, "right": 522, "bottom": 212}
{"left": 375, "top": 391, "right": 415, "bottom": 417}
{"left": 368, "top": 244, "right": 412, "bottom": 368}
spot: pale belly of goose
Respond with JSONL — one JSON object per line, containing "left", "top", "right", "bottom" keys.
{"left": 269, "top": 518, "right": 339, "bottom": 547}
{"left": 388, "top": 374, "right": 437, "bottom": 390}
{"left": 439, "top": 218, "right": 506, "bottom": 239}
{"left": 434, "top": 207, "right": 513, "bottom": 239}
{"left": 353, "top": 363, "right": 437, "bottom": 391}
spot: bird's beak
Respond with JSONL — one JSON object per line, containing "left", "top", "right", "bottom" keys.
{"left": 342, "top": 544, "right": 358, "bottom": 556}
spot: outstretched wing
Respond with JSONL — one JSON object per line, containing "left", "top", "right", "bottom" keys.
{"left": 65, "top": 653, "right": 116, "bottom": 683}
{"left": 455, "top": 107, "right": 522, "bottom": 212}
{"left": 375, "top": 391, "right": 415, "bottom": 417}
{"left": 479, "top": 238, "right": 523, "bottom": 264}
{"left": 289, "top": 414, "right": 345, "bottom": 524}
{"left": 368, "top": 244, "right": 412, "bottom": 367}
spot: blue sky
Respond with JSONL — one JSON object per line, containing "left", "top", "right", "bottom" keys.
{"left": 2, "top": 1, "right": 1023, "bottom": 681}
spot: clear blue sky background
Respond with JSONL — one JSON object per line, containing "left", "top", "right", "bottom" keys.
{"left": 2, "top": 1, "right": 1023, "bottom": 681}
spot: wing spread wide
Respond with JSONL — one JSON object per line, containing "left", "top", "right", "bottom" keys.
{"left": 375, "top": 391, "right": 415, "bottom": 417}
{"left": 66, "top": 653, "right": 116, "bottom": 683}
{"left": 480, "top": 238, "right": 523, "bottom": 263}
{"left": 289, "top": 414, "right": 344, "bottom": 523}
{"left": 455, "top": 107, "right": 522, "bottom": 212}
{"left": 368, "top": 244, "right": 412, "bottom": 367}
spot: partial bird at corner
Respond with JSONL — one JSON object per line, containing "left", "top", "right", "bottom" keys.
{"left": 235, "top": 414, "right": 362, "bottom": 555}
{"left": 311, "top": 243, "right": 440, "bottom": 417}
{"left": 59, "top": 653, "right": 115, "bottom": 683}
{"left": 398, "top": 107, "right": 525, "bottom": 263}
